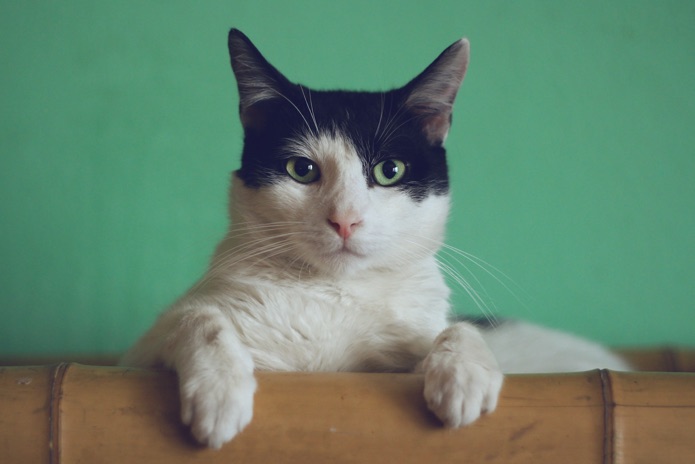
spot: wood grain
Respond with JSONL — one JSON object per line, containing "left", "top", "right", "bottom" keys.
{"left": 1, "top": 363, "right": 694, "bottom": 463}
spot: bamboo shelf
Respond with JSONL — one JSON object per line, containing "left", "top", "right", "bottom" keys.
{"left": 1, "top": 349, "right": 694, "bottom": 463}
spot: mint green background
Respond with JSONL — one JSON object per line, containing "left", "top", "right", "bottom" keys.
{"left": 1, "top": 1, "right": 693, "bottom": 357}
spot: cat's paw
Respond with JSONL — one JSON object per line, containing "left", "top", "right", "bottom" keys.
{"left": 179, "top": 370, "right": 257, "bottom": 449}
{"left": 422, "top": 325, "right": 503, "bottom": 428}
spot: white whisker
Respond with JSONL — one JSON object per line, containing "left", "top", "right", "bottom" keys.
{"left": 375, "top": 97, "right": 408, "bottom": 147}
{"left": 439, "top": 243, "right": 532, "bottom": 309}
{"left": 300, "top": 85, "right": 320, "bottom": 135}
{"left": 373, "top": 92, "right": 386, "bottom": 144}
{"left": 271, "top": 88, "right": 316, "bottom": 137}
{"left": 437, "top": 259, "right": 497, "bottom": 323}
{"left": 189, "top": 227, "right": 306, "bottom": 295}
{"left": 401, "top": 231, "right": 531, "bottom": 323}
{"left": 399, "top": 236, "right": 494, "bottom": 318}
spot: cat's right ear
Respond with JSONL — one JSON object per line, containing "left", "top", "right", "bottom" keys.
{"left": 402, "top": 38, "right": 470, "bottom": 146}
{"left": 228, "top": 29, "right": 289, "bottom": 130}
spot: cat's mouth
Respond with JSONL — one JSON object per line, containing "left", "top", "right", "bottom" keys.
{"left": 309, "top": 243, "right": 370, "bottom": 276}
{"left": 299, "top": 231, "right": 373, "bottom": 274}
{"left": 340, "top": 246, "right": 364, "bottom": 257}
{"left": 335, "top": 243, "right": 364, "bottom": 257}
{"left": 321, "top": 241, "right": 366, "bottom": 260}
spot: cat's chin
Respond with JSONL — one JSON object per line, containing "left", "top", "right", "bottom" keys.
{"left": 315, "top": 255, "right": 366, "bottom": 277}
{"left": 304, "top": 246, "right": 375, "bottom": 278}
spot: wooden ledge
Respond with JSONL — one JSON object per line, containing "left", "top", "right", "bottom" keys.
{"left": 1, "top": 364, "right": 694, "bottom": 463}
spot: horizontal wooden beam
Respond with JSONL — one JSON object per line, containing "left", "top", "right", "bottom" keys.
{"left": 1, "top": 364, "right": 694, "bottom": 463}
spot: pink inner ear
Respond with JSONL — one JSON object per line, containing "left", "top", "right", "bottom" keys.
{"left": 401, "top": 38, "right": 469, "bottom": 146}
{"left": 422, "top": 113, "right": 451, "bottom": 145}
{"left": 240, "top": 105, "right": 269, "bottom": 132}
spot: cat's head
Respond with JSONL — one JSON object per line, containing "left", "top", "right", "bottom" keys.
{"left": 226, "top": 29, "right": 469, "bottom": 277}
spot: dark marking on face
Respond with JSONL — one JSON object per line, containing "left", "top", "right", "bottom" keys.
{"left": 227, "top": 29, "right": 469, "bottom": 202}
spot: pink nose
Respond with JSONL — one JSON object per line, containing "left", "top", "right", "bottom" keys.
{"left": 327, "top": 216, "right": 362, "bottom": 240}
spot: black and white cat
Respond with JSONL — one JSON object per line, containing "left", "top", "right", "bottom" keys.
{"left": 122, "top": 29, "right": 629, "bottom": 449}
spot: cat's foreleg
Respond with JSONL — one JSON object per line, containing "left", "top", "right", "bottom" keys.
{"left": 123, "top": 304, "right": 257, "bottom": 449}
{"left": 171, "top": 305, "right": 257, "bottom": 448}
{"left": 420, "top": 322, "right": 503, "bottom": 427}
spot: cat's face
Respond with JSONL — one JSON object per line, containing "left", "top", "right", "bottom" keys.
{"left": 226, "top": 30, "right": 469, "bottom": 277}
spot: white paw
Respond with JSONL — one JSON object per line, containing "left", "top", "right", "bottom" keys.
{"left": 179, "top": 370, "right": 257, "bottom": 449}
{"left": 422, "top": 325, "right": 503, "bottom": 428}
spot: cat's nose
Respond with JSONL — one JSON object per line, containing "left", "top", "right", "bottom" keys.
{"left": 327, "top": 216, "right": 363, "bottom": 240}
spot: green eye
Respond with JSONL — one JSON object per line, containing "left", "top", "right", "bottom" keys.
{"left": 373, "top": 159, "right": 406, "bottom": 186}
{"left": 286, "top": 157, "right": 320, "bottom": 184}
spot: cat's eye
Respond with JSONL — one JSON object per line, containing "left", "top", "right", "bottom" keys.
{"left": 286, "top": 157, "right": 320, "bottom": 184}
{"left": 373, "top": 159, "right": 407, "bottom": 186}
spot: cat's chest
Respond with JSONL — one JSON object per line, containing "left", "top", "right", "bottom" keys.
{"left": 222, "top": 268, "right": 449, "bottom": 372}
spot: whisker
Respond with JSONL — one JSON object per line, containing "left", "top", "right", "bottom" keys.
{"left": 403, "top": 232, "right": 530, "bottom": 307}
{"left": 401, "top": 231, "right": 532, "bottom": 323}
{"left": 270, "top": 88, "right": 316, "bottom": 137}
{"left": 438, "top": 248, "right": 497, "bottom": 306}
{"left": 437, "top": 259, "right": 497, "bottom": 324}
{"left": 213, "top": 232, "right": 302, "bottom": 269}
{"left": 227, "top": 221, "right": 306, "bottom": 237}
{"left": 439, "top": 243, "right": 532, "bottom": 309}
{"left": 190, "top": 231, "right": 305, "bottom": 295}
{"left": 375, "top": 97, "right": 408, "bottom": 147}
{"left": 379, "top": 113, "right": 420, "bottom": 148}
{"left": 299, "top": 85, "right": 320, "bottom": 135}
{"left": 400, "top": 236, "right": 495, "bottom": 319}
{"left": 373, "top": 92, "right": 386, "bottom": 144}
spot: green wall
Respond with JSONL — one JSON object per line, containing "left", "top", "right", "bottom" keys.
{"left": 1, "top": 1, "right": 693, "bottom": 357}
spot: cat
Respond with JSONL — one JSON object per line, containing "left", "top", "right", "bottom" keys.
{"left": 121, "top": 28, "right": 629, "bottom": 449}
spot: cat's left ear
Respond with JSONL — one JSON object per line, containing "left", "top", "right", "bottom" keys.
{"left": 403, "top": 38, "right": 470, "bottom": 145}
{"left": 228, "top": 28, "right": 291, "bottom": 131}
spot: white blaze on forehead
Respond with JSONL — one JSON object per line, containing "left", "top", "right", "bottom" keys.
{"left": 286, "top": 131, "right": 369, "bottom": 220}
{"left": 284, "top": 131, "right": 364, "bottom": 176}
{"left": 286, "top": 131, "right": 367, "bottom": 187}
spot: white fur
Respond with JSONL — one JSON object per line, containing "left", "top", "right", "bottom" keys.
{"left": 483, "top": 321, "right": 630, "bottom": 373}
{"left": 421, "top": 323, "right": 503, "bottom": 427}
{"left": 122, "top": 131, "right": 626, "bottom": 448}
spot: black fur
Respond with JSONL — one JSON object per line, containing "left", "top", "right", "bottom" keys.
{"left": 227, "top": 29, "right": 458, "bottom": 201}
